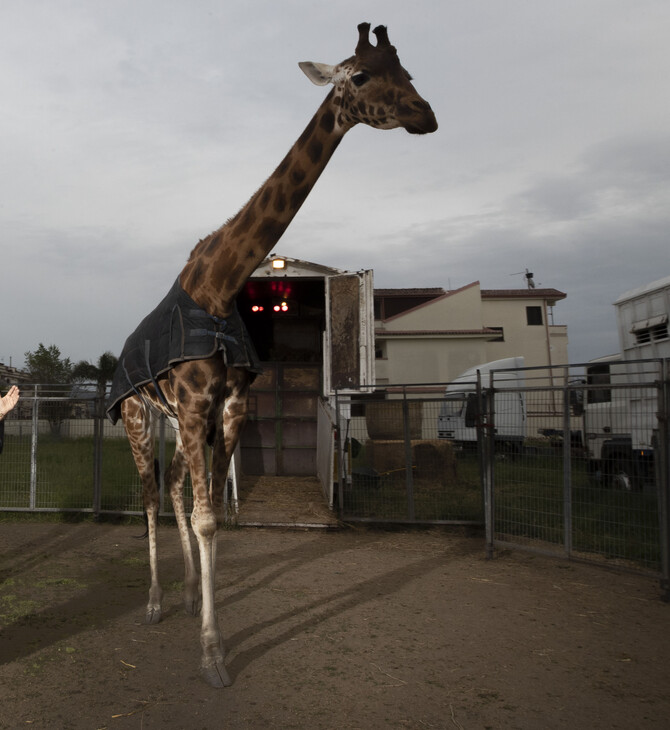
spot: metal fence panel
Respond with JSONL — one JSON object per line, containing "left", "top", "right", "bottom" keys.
{"left": 0, "top": 416, "right": 32, "bottom": 509}
{"left": 0, "top": 388, "right": 186, "bottom": 517}
{"left": 333, "top": 362, "right": 669, "bottom": 592}
{"left": 489, "top": 363, "right": 667, "bottom": 582}
{"left": 336, "top": 388, "right": 484, "bottom": 524}
{"left": 492, "top": 385, "right": 568, "bottom": 550}
{"left": 1, "top": 395, "right": 99, "bottom": 512}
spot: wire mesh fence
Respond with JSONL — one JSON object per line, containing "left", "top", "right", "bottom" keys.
{"left": 1, "top": 363, "right": 669, "bottom": 592}
{"left": 490, "top": 362, "right": 668, "bottom": 579}
{"left": 0, "top": 388, "right": 101, "bottom": 512}
{"left": 335, "top": 389, "right": 483, "bottom": 524}
{"left": 0, "top": 385, "right": 186, "bottom": 517}
{"left": 335, "top": 360, "right": 670, "bottom": 590}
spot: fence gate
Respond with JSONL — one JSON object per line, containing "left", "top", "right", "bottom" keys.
{"left": 485, "top": 362, "right": 670, "bottom": 598}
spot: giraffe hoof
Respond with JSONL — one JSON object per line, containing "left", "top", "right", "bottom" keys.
{"left": 145, "top": 607, "right": 162, "bottom": 625}
{"left": 183, "top": 593, "right": 201, "bottom": 617}
{"left": 201, "top": 661, "right": 232, "bottom": 688}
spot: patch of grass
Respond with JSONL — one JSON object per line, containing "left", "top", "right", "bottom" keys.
{"left": 0, "top": 433, "right": 192, "bottom": 516}
{"left": 0, "top": 593, "right": 41, "bottom": 623}
{"left": 343, "top": 451, "right": 483, "bottom": 522}
{"left": 120, "top": 555, "right": 147, "bottom": 567}
{"left": 494, "top": 455, "right": 661, "bottom": 570}
{"left": 34, "top": 577, "right": 86, "bottom": 590}
{"left": 343, "top": 447, "right": 661, "bottom": 571}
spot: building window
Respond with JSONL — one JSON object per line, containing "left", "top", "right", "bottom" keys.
{"left": 526, "top": 306, "right": 543, "bottom": 326}
{"left": 634, "top": 323, "right": 668, "bottom": 345}
{"left": 375, "top": 341, "right": 387, "bottom": 360}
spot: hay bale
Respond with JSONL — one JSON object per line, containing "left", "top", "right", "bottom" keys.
{"left": 366, "top": 438, "right": 458, "bottom": 483}
{"left": 413, "top": 440, "right": 458, "bottom": 482}
{"left": 365, "top": 401, "right": 422, "bottom": 440}
{"left": 366, "top": 439, "right": 406, "bottom": 473}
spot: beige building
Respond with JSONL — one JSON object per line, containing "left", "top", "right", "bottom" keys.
{"left": 374, "top": 281, "right": 568, "bottom": 384}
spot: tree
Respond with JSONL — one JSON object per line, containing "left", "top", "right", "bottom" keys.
{"left": 72, "top": 351, "right": 118, "bottom": 389}
{"left": 25, "top": 343, "right": 73, "bottom": 385}
{"left": 73, "top": 351, "right": 119, "bottom": 418}
{"left": 24, "top": 343, "right": 74, "bottom": 436}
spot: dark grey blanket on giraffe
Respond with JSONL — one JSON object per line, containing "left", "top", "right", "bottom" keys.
{"left": 106, "top": 278, "right": 262, "bottom": 425}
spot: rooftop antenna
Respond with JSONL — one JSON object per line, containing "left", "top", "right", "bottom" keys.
{"left": 510, "top": 268, "right": 539, "bottom": 289}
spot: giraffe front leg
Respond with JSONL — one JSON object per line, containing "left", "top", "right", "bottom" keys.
{"left": 145, "top": 501, "right": 163, "bottom": 624}
{"left": 191, "top": 366, "right": 249, "bottom": 686}
{"left": 192, "top": 511, "right": 231, "bottom": 687}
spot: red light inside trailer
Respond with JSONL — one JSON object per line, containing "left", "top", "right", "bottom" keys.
{"left": 271, "top": 298, "right": 291, "bottom": 313}
{"left": 251, "top": 304, "right": 264, "bottom": 313}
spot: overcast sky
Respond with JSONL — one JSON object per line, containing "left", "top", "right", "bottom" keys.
{"left": 2, "top": 0, "right": 669, "bottom": 373}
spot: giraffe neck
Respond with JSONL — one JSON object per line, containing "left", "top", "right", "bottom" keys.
{"left": 180, "top": 90, "right": 348, "bottom": 318}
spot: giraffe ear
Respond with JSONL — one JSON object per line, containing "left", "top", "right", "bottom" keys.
{"left": 299, "top": 62, "right": 337, "bottom": 86}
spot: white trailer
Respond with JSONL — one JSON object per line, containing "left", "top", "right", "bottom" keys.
{"left": 583, "top": 275, "right": 670, "bottom": 489}
{"left": 437, "top": 357, "right": 526, "bottom": 453}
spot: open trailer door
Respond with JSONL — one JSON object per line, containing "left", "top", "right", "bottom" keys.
{"left": 324, "top": 270, "right": 375, "bottom": 394}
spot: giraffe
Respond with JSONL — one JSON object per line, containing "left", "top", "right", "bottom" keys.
{"left": 114, "top": 22, "right": 437, "bottom": 688}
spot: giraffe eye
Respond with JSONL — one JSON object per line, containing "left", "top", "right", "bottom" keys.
{"left": 351, "top": 72, "right": 370, "bottom": 87}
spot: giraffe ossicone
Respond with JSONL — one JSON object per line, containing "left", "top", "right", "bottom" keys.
{"left": 109, "top": 21, "right": 436, "bottom": 688}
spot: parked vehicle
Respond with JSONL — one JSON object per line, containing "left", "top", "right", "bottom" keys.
{"left": 582, "top": 275, "right": 670, "bottom": 490}
{"left": 437, "top": 357, "right": 526, "bottom": 452}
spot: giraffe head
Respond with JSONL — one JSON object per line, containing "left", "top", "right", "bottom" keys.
{"left": 299, "top": 23, "right": 437, "bottom": 135}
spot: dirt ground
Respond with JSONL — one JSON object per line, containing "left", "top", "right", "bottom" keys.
{"left": 1, "top": 521, "right": 669, "bottom": 730}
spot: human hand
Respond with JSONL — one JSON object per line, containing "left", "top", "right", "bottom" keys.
{"left": 0, "top": 385, "right": 20, "bottom": 419}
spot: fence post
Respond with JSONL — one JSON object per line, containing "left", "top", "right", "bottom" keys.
{"left": 656, "top": 359, "right": 670, "bottom": 601}
{"left": 334, "top": 390, "right": 345, "bottom": 515}
{"left": 92, "top": 396, "right": 103, "bottom": 516}
{"left": 402, "top": 387, "right": 415, "bottom": 521}
{"left": 563, "top": 368, "right": 573, "bottom": 558}
{"left": 29, "top": 385, "right": 38, "bottom": 510}
{"left": 479, "top": 372, "right": 494, "bottom": 558}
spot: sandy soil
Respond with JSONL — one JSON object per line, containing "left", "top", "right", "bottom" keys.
{"left": 0, "top": 521, "right": 669, "bottom": 729}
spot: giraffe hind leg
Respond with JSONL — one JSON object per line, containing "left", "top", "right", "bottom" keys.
{"left": 121, "top": 396, "right": 163, "bottom": 624}
{"left": 165, "top": 432, "right": 201, "bottom": 616}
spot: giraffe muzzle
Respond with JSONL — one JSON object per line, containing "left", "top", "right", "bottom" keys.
{"left": 405, "top": 110, "right": 438, "bottom": 135}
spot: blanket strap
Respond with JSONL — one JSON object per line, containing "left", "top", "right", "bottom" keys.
{"left": 144, "top": 339, "right": 173, "bottom": 414}
{"left": 189, "top": 311, "right": 239, "bottom": 347}
{"left": 189, "top": 328, "right": 238, "bottom": 344}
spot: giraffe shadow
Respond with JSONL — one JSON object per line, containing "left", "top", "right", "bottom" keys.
{"left": 0, "top": 523, "right": 361, "bottom": 667}
{"left": 221, "top": 545, "right": 447, "bottom": 682}
{"left": 0, "top": 523, "right": 182, "bottom": 665}
{"left": 0, "top": 522, "right": 104, "bottom": 582}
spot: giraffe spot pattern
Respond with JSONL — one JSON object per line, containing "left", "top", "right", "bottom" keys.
{"left": 273, "top": 185, "right": 287, "bottom": 213}
{"left": 290, "top": 166, "right": 306, "bottom": 185}
{"left": 307, "top": 139, "right": 323, "bottom": 164}
{"left": 320, "top": 110, "right": 336, "bottom": 133}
